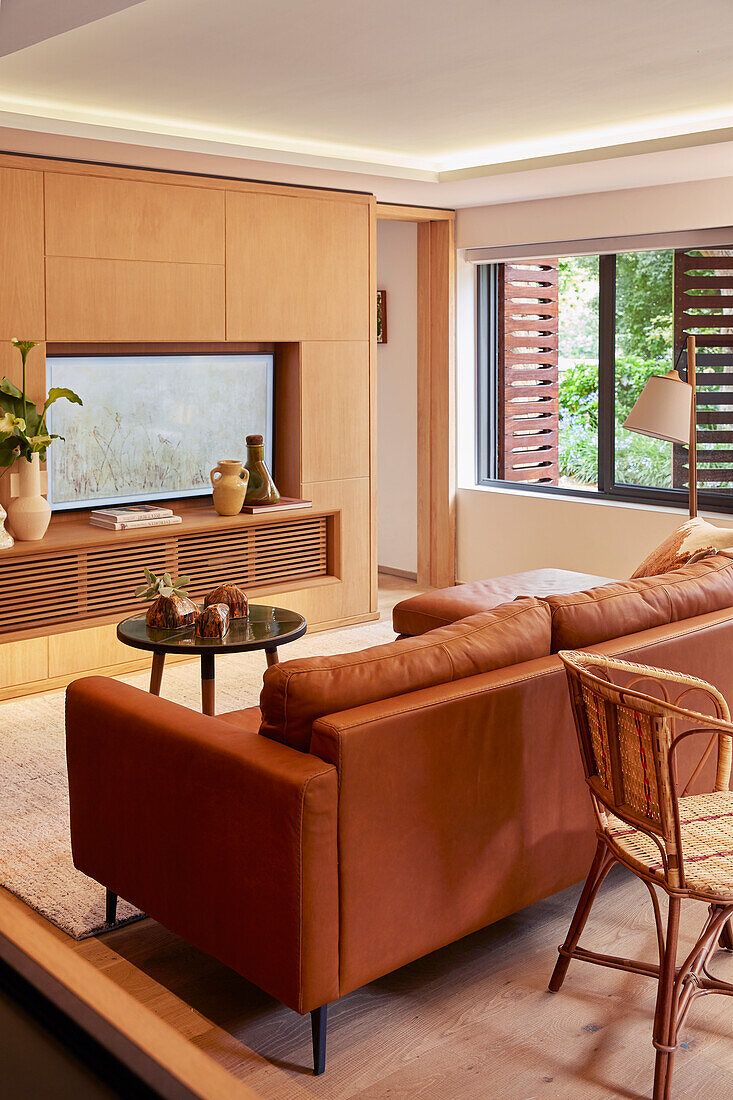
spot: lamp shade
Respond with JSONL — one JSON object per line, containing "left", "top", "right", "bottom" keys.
{"left": 623, "top": 370, "right": 693, "bottom": 445}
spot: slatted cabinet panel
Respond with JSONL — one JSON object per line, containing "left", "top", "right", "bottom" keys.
{"left": 0, "top": 517, "right": 328, "bottom": 635}
{"left": 498, "top": 261, "right": 560, "bottom": 484}
{"left": 673, "top": 248, "right": 733, "bottom": 489}
{"left": 176, "top": 521, "right": 328, "bottom": 591}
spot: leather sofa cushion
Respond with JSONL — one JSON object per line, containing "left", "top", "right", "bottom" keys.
{"left": 392, "top": 568, "right": 616, "bottom": 637}
{"left": 218, "top": 705, "right": 261, "bottom": 732}
{"left": 259, "top": 597, "right": 552, "bottom": 752}
{"left": 545, "top": 555, "right": 733, "bottom": 652}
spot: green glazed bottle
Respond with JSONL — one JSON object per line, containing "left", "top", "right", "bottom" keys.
{"left": 243, "top": 434, "right": 280, "bottom": 505}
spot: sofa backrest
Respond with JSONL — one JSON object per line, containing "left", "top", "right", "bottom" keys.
{"left": 259, "top": 597, "right": 551, "bottom": 751}
{"left": 543, "top": 555, "right": 733, "bottom": 652}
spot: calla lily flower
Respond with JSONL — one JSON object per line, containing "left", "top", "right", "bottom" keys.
{"left": 0, "top": 411, "right": 25, "bottom": 433}
{"left": 10, "top": 338, "right": 38, "bottom": 355}
{"left": 28, "top": 434, "right": 52, "bottom": 447}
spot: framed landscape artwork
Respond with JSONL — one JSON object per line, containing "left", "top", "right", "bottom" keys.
{"left": 46, "top": 354, "right": 274, "bottom": 510}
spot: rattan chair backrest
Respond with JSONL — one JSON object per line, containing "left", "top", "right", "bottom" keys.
{"left": 559, "top": 650, "right": 733, "bottom": 887}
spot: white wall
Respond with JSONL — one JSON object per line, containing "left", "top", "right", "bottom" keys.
{"left": 377, "top": 220, "right": 418, "bottom": 574}
{"left": 455, "top": 177, "right": 733, "bottom": 583}
{"left": 456, "top": 175, "right": 733, "bottom": 251}
{"left": 457, "top": 488, "right": 733, "bottom": 582}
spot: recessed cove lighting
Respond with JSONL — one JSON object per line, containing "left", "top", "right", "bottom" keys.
{"left": 0, "top": 92, "right": 440, "bottom": 173}
{"left": 434, "top": 107, "right": 733, "bottom": 173}
{"left": 0, "top": 93, "right": 732, "bottom": 178}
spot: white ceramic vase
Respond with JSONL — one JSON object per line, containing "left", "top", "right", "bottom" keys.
{"left": 0, "top": 502, "right": 13, "bottom": 548}
{"left": 7, "top": 453, "right": 51, "bottom": 541}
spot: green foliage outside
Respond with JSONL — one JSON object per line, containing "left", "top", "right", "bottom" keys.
{"left": 559, "top": 356, "right": 673, "bottom": 487}
{"left": 557, "top": 251, "right": 674, "bottom": 488}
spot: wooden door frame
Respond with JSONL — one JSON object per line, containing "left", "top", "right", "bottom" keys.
{"left": 376, "top": 203, "right": 456, "bottom": 589}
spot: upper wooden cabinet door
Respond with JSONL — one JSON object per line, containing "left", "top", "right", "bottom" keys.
{"left": 46, "top": 258, "right": 225, "bottom": 342}
{"left": 44, "top": 172, "right": 225, "bottom": 264}
{"left": 226, "top": 191, "right": 370, "bottom": 341}
{"left": 0, "top": 167, "right": 45, "bottom": 339}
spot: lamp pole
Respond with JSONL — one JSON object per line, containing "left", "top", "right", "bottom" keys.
{"left": 687, "top": 334, "right": 698, "bottom": 519}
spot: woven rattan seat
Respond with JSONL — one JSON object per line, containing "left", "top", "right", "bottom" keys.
{"left": 608, "top": 791, "right": 733, "bottom": 901}
{"left": 550, "top": 651, "right": 733, "bottom": 1100}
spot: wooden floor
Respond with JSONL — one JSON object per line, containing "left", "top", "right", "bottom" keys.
{"left": 75, "top": 871, "right": 733, "bottom": 1099}
{"left": 3, "top": 576, "right": 733, "bottom": 1098}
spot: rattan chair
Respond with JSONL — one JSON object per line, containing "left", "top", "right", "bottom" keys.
{"left": 551, "top": 651, "right": 733, "bottom": 1100}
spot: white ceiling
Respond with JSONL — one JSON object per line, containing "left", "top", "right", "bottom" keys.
{"left": 0, "top": 0, "right": 732, "bottom": 205}
{"left": 0, "top": 0, "right": 144, "bottom": 58}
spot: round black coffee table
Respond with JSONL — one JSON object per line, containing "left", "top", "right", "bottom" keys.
{"left": 117, "top": 603, "right": 307, "bottom": 716}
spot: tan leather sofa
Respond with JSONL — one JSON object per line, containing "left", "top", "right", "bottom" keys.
{"left": 65, "top": 556, "right": 733, "bottom": 1073}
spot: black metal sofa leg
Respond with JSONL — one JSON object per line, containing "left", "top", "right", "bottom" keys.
{"left": 105, "top": 888, "right": 118, "bottom": 925}
{"left": 311, "top": 1005, "right": 327, "bottom": 1075}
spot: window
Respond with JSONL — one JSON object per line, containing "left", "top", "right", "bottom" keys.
{"left": 613, "top": 250, "right": 674, "bottom": 491}
{"left": 477, "top": 244, "right": 733, "bottom": 511}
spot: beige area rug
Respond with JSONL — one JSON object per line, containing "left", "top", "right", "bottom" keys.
{"left": 0, "top": 615, "right": 397, "bottom": 940}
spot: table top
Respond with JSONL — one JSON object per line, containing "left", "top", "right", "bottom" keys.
{"left": 117, "top": 603, "right": 307, "bottom": 655}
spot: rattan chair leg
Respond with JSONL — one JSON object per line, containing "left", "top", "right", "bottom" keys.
{"left": 652, "top": 896, "right": 682, "bottom": 1100}
{"left": 719, "top": 914, "right": 733, "bottom": 952}
{"left": 549, "top": 840, "right": 614, "bottom": 993}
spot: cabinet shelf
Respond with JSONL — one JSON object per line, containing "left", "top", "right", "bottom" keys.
{"left": 1, "top": 498, "right": 320, "bottom": 558}
{"left": 0, "top": 499, "right": 335, "bottom": 639}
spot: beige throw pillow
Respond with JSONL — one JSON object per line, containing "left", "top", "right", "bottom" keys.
{"left": 631, "top": 517, "right": 733, "bottom": 579}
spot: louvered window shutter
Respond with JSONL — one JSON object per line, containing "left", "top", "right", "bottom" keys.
{"left": 673, "top": 248, "right": 733, "bottom": 492}
{"left": 497, "top": 260, "right": 560, "bottom": 484}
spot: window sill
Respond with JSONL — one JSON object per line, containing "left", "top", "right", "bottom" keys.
{"left": 460, "top": 482, "right": 733, "bottom": 522}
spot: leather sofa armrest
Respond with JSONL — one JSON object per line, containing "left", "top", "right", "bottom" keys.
{"left": 66, "top": 677, "right": 339, "bottom": 1014}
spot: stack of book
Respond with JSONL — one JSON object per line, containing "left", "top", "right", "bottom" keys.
{"left": 89, "top": 505, "right": 182, "bottom": 531}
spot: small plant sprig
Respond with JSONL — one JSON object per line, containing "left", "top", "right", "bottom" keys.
{"left": 0, "top": 339, "right": 83, "bottom": 471}
{"left": 135, "top": 568, "right": 191, "bottom": 601}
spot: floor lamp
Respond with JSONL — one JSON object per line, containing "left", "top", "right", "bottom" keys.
{"left": 623, "top": 334, "right": 698, "bottom": 519}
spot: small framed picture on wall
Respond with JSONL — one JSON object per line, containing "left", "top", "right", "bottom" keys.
{"left": 377, "top": 290, "right": 387, "bottom": 344}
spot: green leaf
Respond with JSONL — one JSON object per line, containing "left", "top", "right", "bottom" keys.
{"left": 172, "top": 575, "right": 190, "bottom": 588}
{"left": 0, "top": 435, "right": 22, "bottom": 467}
{"left": 162, "top": 572, "right": 172, "bottom": 587}
{"left": 0, "top": 377, "right": 23, "bottom": 401}
{"left": 0, "top": 393, "right": 25, "bottom": 420}
{"left": 24, "top": 408, "right": 42, "bottom": 436}
{"left": 159, "top": 585, "right": 173, "bottom": 598}
{"left": 42, "top": 387, "right": 83, "bottom": 413}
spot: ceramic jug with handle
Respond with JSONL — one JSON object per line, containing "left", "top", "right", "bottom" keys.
{"left": 210, "top": 460, "right": 248, "bottom": 516}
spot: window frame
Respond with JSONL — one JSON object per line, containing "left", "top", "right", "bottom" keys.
{"left": 475, "top": 251, "right": 733, "bottom": 515}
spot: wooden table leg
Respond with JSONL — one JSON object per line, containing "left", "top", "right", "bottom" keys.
{"left": 150, "top": 652, "right": 165, "bottom": 695}
{"left": 201, "top": 651, "right": 215, "bottom": 716}
{"left": 266, "top": 648, "right": 279, "bottom": 667}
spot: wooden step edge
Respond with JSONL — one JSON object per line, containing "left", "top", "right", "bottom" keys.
{"left": 0, "top": 888, "right": 262, "bottom": 1100}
